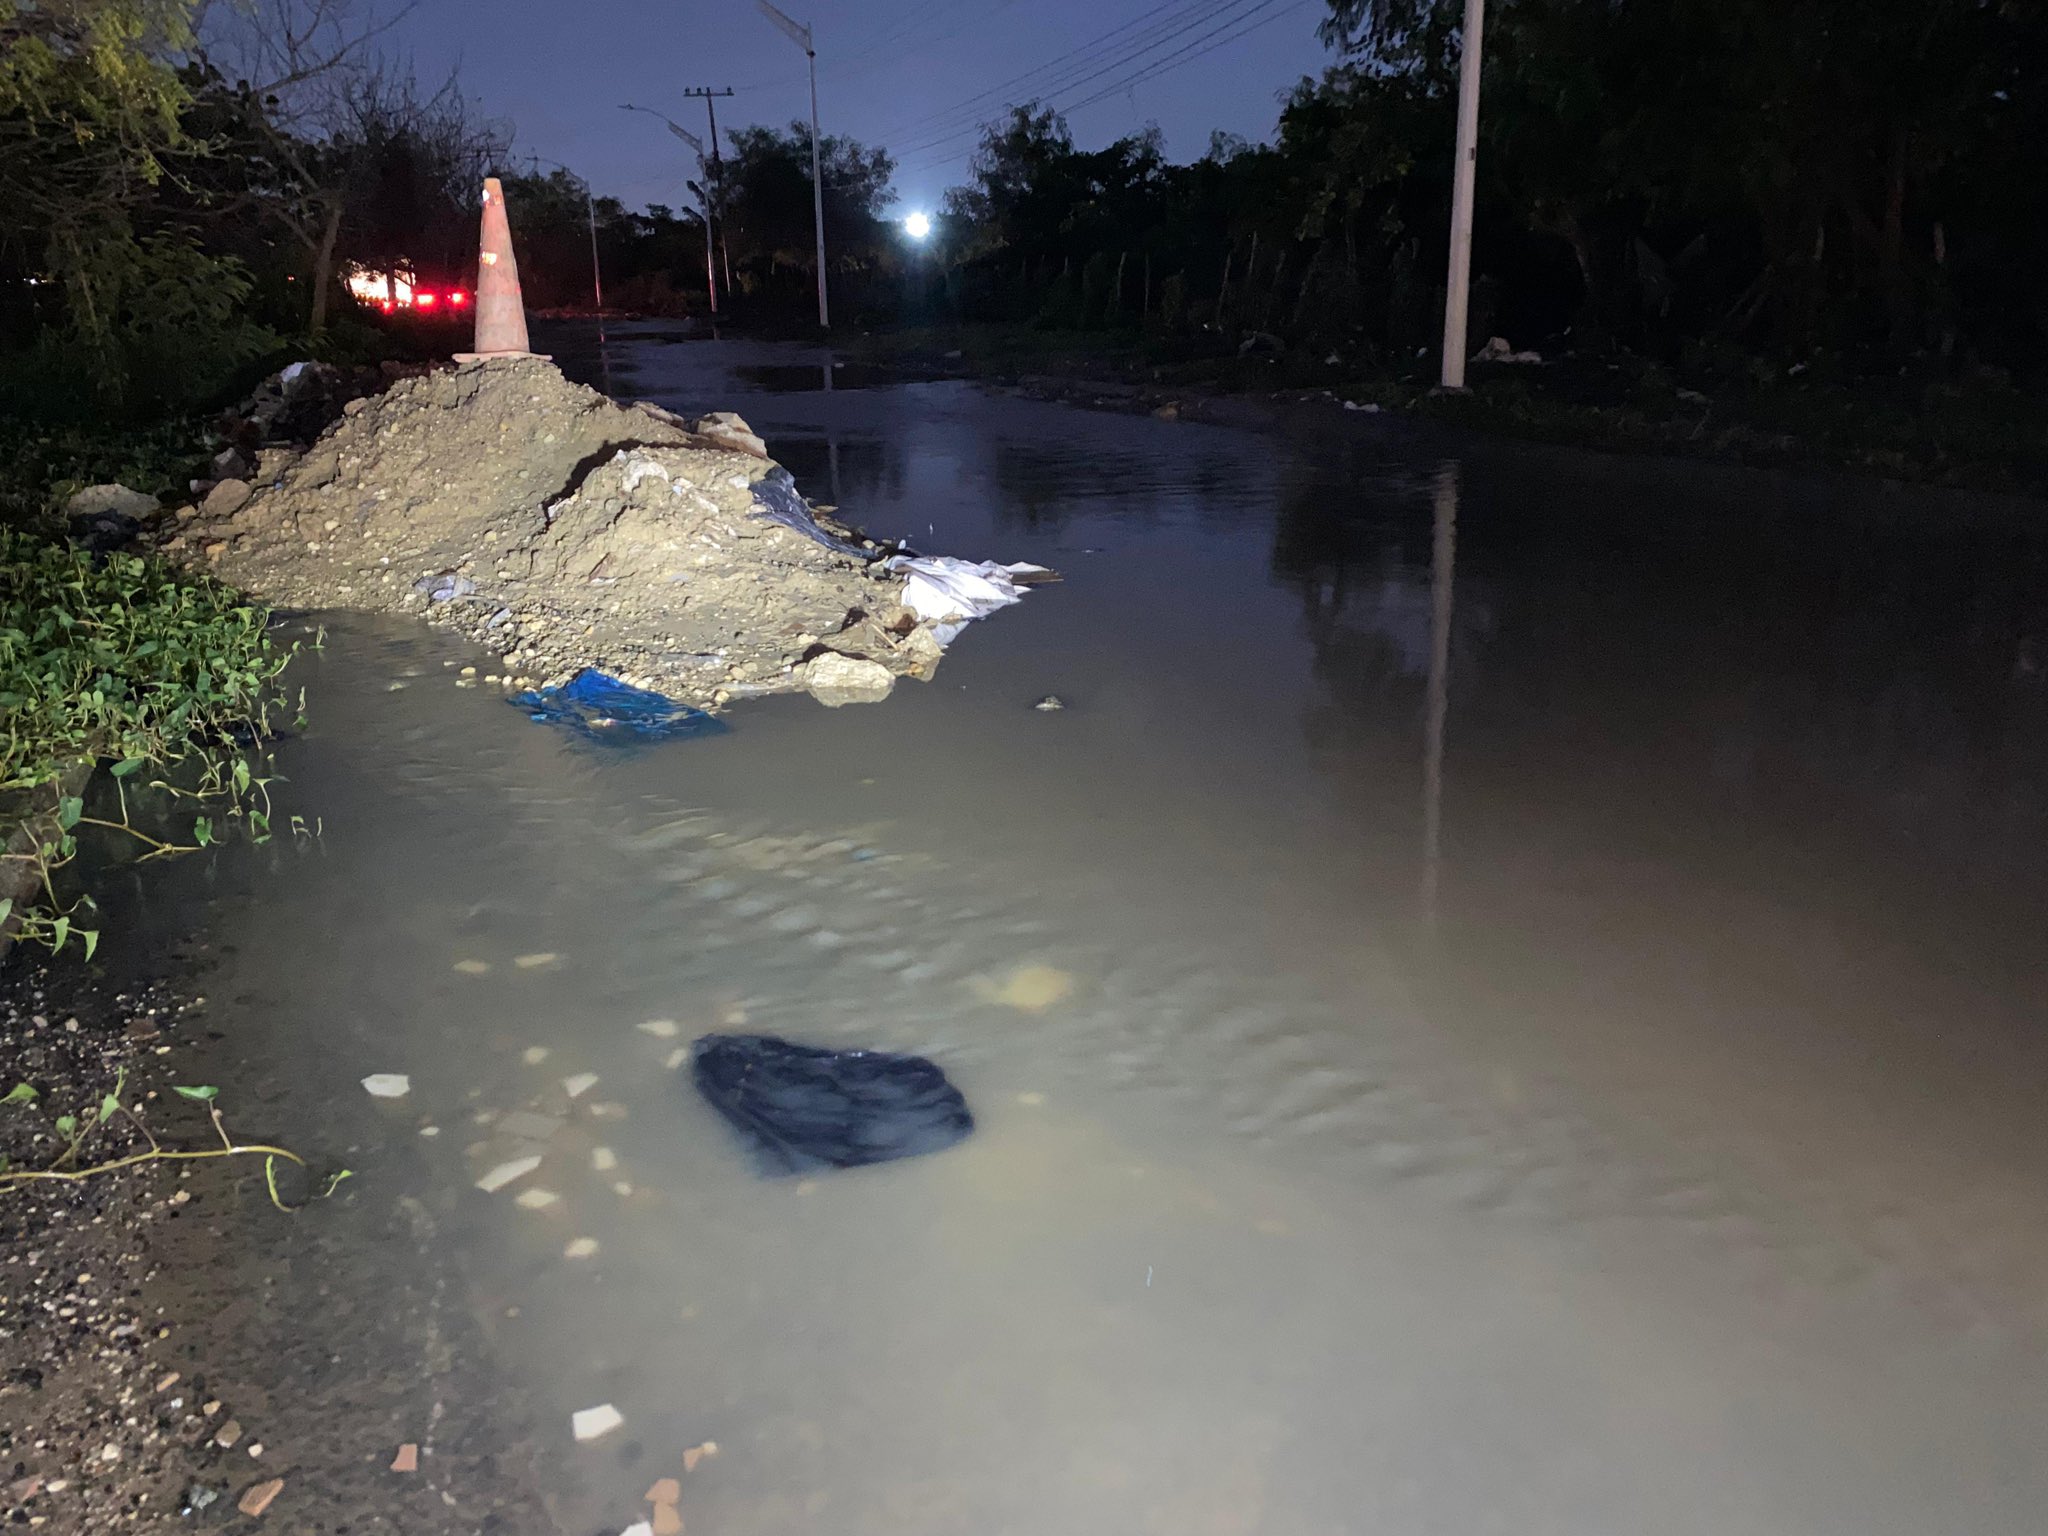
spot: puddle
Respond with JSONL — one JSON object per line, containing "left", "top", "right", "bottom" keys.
{"left": 105, "top": 327, "right": 2048, "bottom": 1534}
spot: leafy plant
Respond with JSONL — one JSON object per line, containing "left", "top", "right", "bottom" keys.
{"left": 0, "top": 529, "right": 304, "bottom": 954}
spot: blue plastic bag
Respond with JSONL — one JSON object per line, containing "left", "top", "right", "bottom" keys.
{"left": 509, "top": 669, "right": 728, "bottom": 745}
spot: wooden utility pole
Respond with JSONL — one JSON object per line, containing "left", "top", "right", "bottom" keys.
{"left": 1440, "top": 0, "right": 1485, "bottom": 389}
{"left": 682, "top": 87, "right": 735, "bottom": 294}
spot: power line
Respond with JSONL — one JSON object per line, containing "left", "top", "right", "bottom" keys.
{"left": 876, "top": 0, "right": 1228, "bottom": 145}
{"left": 1062, "top": 0, "right": 1314, "bottom": 115}
{"left": 890, "top": 0, "right": 1286, "bottom": 166}
{"left": 891, "top": 0, "right": 1308, "bottom": 175}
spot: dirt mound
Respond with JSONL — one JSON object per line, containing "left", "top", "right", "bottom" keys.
{"left": 163, "top": 358, "right": 940, "bottom": 707}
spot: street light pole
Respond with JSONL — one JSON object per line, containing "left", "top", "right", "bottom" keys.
{"left": 525, "top": 154, "right": 604, "bottom": 317}
{"left": 1439, "top": 0, "right": 1485, "bottom": 389}
{"left": 619, "top": 103, "right": 719, "bottom": 315}
{"left": 758, "top": 0, "right": 829, "bottom": 329}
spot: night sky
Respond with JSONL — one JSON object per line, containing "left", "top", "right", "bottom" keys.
{"left": 394, "top": 0, "right": 1332, "bottom": 218}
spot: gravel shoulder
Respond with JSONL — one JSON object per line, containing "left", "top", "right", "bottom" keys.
{"left": 1, "top": 949, "right": 556, "bottom": 1534}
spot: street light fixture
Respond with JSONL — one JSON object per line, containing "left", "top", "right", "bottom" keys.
{"left": 620, "top": 103, "right": 720, "bottom": 314}
{"left": 756, "top": 0, "right": 829, "bottom": 329}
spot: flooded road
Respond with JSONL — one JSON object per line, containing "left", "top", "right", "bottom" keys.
{"left": 120, "top": 326, "right": 2048, "bottom": 1532}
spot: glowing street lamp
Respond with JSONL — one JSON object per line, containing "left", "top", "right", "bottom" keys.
{"left": 904, "top": 211, "right": 932, "bottom": 240}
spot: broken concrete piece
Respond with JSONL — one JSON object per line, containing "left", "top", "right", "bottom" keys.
{"left": 636, "top": 1018, "right": 680, "bottom": 1039}
{"left": 514, "top": 1187, "right": 560, "bottom": 1210}
{"left": 237, "top": 1478, "right": 284, "bottom": 1518}
{"left": 564, "top": 1237, "right": 599, "bottom": 1259}
{"left": 214, "top": 1419, "right": 243, "bottom": 1449}
{"left": 475, "top": 1155, "right": 543, "bottom": 1193}
{"left": 391, "top": 1443, "right": 418, "bottom": 1473}
{"left": 645, "top": 1478, "right": 681, "bottom": 1505}
{"left": 361, "top": 1073, "right": 410, "bottom": 1098}
{"left": 682, "top": 1442, "right": 717, "bottom": 1472}
{"left": 590, "top": 1146, "right": 617, "bottom": 1173}
{"left": 572, "top": 1403, "right": 624, "bottom": 1442}
{"left": 691, "top": 410, "right": 768, "bottom": 458}
{"left": 651, "top": 1502, "right": 683, "bottom": 1536}
{"left": 562, "top": 1072, "right": 599, "bottom": 1099}
{"left": 804, "top": 652, "right": 896, "bottom": 707}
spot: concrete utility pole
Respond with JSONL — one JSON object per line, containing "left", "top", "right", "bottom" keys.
{"left": 681, "top": 87, "right": 735, "bottom": 293}
{"left": 619, "top": 103, "right": 720, "bottom": 314}
{"left": 1439, "top": 0, "right": 1485, "bottom": 389}
{"left": 757, "top": 0, "right": 829, "bottom": 328}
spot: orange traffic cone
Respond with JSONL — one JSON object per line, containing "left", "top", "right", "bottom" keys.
{"left": 457, "top": 177, "right": 534, "bottom": 361}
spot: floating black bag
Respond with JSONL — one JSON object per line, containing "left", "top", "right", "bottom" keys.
{"left": 689, "top": 1033, "right": 974, "bottom": 1176}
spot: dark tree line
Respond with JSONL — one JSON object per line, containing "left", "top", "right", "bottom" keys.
{"left": 916, "top": 0, "right": 2048, "bottom": 379}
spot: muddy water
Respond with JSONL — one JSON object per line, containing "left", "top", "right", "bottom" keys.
{"left": 118, "top": 326, "right": 2048, "bottom": 1533}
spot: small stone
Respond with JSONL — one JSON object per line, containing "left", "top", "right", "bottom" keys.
{"left": 214, "top": 1419, "right": 242, "bottom": 1448}
{"left": 514, "top": 952, "right": 558, "bottom": 969}
{"left": 237, "top": 1477, "right": 284, "bottom": 1518}
{"left": 591, "top": 1146, "right": 618, "bottom": 1173}
{"left": 514, "top": 1187, "right": 559, "bottom": 1210}
{"left": 636, "top": 1019, "right": 680, "bottom": 1039}
{"left": 1034, "top": 695, "right": 1065, "bottom": 711}
{"left": 682, "top": 1442, "right": 718, "bottom": 1472}
{"left": 564, "top": 1237, "right": 600, "bottom": 1259}
{"left": 361, "top": 1073, "right": 410, "bottom": 1098}
{"left": 572, "top": 1403, "right": 624, "bottom": 1442}
{"left": 645, "top": 1478, "right": 681, "bottom": 1505}
{"left": 651, "top": 1503, "right": 683, "bottom": 1536}
{"left": 248, "top": 1443, "right": 264, "bottom": 1458}
{"left": 664, "top": 1049, "right": 688, "bottom": 1071}
{"left": 391, "top": 1443, "right": 419, "bottom": 1473}
{"left": 460, "top": 666, "right": 477, "bottom": 677}
{"left": 522, "top": 1046, "right": 551, "bottom": 1065}
{"left": 562, "top": 1072, "right": 599, "bottom": 1099}
{"left": 453, "top": 959, "right": 491, "bottom": 975}
{"left": 155, "top": 1372, "right": 181, "bottom": 1392}
{"left": 99, "top": 1443, "right": 121, "bottom": 1462}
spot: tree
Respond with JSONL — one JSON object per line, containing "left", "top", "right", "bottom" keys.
{"left": 720, "top": 121, "right": 895, "bottom": 278}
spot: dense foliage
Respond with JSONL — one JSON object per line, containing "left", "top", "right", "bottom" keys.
{"left": 1, "top": 0, "right": 502, "bottom": 421}
{"left": 0, "top": 531, "right": 297, "bottom": 953}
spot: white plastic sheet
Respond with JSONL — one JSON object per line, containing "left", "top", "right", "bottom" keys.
{"left": 886, "top": 556, "right": 1051, "bottom": 643}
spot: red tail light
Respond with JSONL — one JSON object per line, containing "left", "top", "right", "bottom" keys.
{"left": 380, "top": 299, "right": 395, "bottom": 313}
{"left": 415, "top": 291, "right": 438, "bottom": 308}
{"left": 449, "top": 290, "right": 468, "bottom": 306}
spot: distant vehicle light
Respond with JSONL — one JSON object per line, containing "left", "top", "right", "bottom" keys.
{"left": 415, "top": 291, "right": 438, "bottom": 308}
{"left": 450, "top": 290, "right": 468, "bottom": 306}
{"left": 904, "top": 212, "right": 932, "bottom": 240}
{"left": 380, "top": 300, "right": 395, "bottom": 313}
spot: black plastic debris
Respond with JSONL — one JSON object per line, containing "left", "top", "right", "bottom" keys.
{"left": 748, "top": 466, "right": 877, "bottom": 560}
{"left": 688, "top": 1033, "right": 973, "bottom": 1176}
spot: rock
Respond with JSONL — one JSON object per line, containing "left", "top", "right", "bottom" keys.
{"left": 360, "top": 1073, "right": 410, "bottom": 1098}
{"left": 691, "top": 410, "right": 768, "bottom": 458}
{"left": 651, "top": 1503, "right": 683, "bottom": 1536}
{"left": 804, "top": 653, "right": 896, "bottom": 707}
{"left": 391, "top": 1443, "right": 418, "bottom": 1473}
{"left": 572, "top": 1403, "right": 624, "bottom": 1442}
{"left": 65, "top": 483, "right": 159, "bottom": 520}
{"left": 203, "top": 479, "right": 253, "bottom": 517}
{"left": 237, "top": 1477, "right": 284, "bottom": 1518}
{"left": 475, "top": 1155, "right": 543, "bottom": 1193}
{"left": 214, "top": 1418, "right": 243, "bottom": 1448}
{"left": 1152, "top": 403, "right": 1179, "bottom": 421}
{"left": 1034, "top": 695, "right": 1064, "bottom": 711}
{"left": 211, "top": 446, "right": 253, "bottom": 481}
{"left": 898, "top": 626, "right": 946, "bottom": 674}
